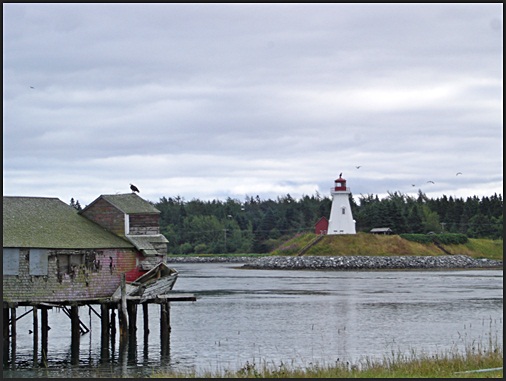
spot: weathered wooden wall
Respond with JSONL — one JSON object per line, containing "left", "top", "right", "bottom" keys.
{"left": 2, "top": 248, "right": 139, "bottom": 304}
{"left": 129, "top": 214, "right": 160, "bottom": 235}
{"left": 81, "top": 198, "right": 125, "bottom": 237}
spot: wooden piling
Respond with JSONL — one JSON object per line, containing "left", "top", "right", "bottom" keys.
{"left": 70, "top": 305, "right": 80, "bottom": 365}
{"left": 100, "top": 303, "right": 109, "bottom": 361}
{"left": 41, "top": 307, "right": 49, "bottom": 367}
{"left": 32, "top": 306, "right": 39, "bottom": 366}
{"left": 110, "top": 307, "right": 117, "bottom": 357}
{"left": 5, "top": 293, "right": 195, "bottom": 368}
{"left": 127, "top": 301, "right": 137, "bottom": 336}
{"left": 3, "top": 307, "right": 9, "bottom": 366}
{"left": 10, "top": 306, "right": 16, "bottom": 365}
{"left": 119, "top": 274, "right": 128, "bottom": 340}
{"left": 142, "top": 303, "right": 149, "bottom": 337}
{"left": 110, "top": 308, "right": 116, "bottom": 336}
{"left": 160, "top": 301, "right": 170, "bottom": 356}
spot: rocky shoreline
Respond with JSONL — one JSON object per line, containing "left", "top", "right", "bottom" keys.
{"left": 167, "top": 255, "right": 503, "bottom": 271}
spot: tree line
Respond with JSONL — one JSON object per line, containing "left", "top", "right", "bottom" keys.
{"left": 152, "top": 191, "right": 503, "bottom": 255}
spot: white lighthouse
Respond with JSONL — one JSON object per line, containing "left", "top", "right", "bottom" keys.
{"left": 327, "top": 173, "right": 356, "bottom": 235}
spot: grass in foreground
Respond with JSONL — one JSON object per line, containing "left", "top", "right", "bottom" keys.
{"left": 150, "top": 344, "right": 503, "bottom": 378}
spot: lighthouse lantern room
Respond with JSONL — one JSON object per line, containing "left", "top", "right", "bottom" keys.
{"left": 327, "top": 173, "right": 356, "bottom": 235}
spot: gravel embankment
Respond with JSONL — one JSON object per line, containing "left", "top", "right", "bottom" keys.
{"left": 167, "top": 255, "right": 503, "bottom": 270}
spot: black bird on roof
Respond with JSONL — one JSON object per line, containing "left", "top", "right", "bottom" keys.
{"left": 130, "top": 183, "right": 140, "bottom": 193}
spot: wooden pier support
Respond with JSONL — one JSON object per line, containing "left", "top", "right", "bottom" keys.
{"left": 110, "top": 308, "right": 116, "bottom": 337}
{"left": 10, "top": 306, "right": 17, "bottom": 365}
{"left": 41, "top": 306, "right": 49, "bottom": 367}
{"left": 142, "top": 303, "right": 149, "bottom": 337}
{"left": 100, "top": 303, "right": 110, "bottom": 361}
{"left": 127, "top": 301, "right": 137, "bottom": 335}
{"left": 32, "top": 306, "right": 38, "bottom": 367}
{"left": 70, "top": 305, "right": 80, "bottom": 365}
{"left": 119, "top": 274, "right": 128, "bottom": 342}
{"left": 160, "top": 300, "right": 170, "bottom": 357}
{"left": 3, "top": 293, "right": 195, "bottom": 368}
{"left": 3, "top": 307, "right": 10, "bottom": 366}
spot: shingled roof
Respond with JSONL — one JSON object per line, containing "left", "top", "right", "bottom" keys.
{"left": 3, "top": 196, "right": 134, "bottom": 249}
{"left": 125, "top": 234, "right": 168, "bottom": 256}
{"left": 81, "top": 193, "right": 160, "bottom": 214}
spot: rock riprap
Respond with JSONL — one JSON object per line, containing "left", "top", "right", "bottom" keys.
{"left": 167, "top": 255, "right": 502, "bottom": 270}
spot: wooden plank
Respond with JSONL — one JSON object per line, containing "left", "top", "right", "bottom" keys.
{"left": 10, "top": 307, "right": 17, "bottom": 365}
{"left": 3, "top": 307, "right": 10, "bottom": 365}
{"left": 161, "top": 293, "right": 197, "bottom": 302}
{"left": 119, "top": 274, "right": 128, "bottom": 339}
{"left": 70, "top": 306, "right": 80, "bottom": 365}
{"left": 123, "top": 293, "right": 196, "bottom": 303}
{"left": 32, "top": 306, "right": 38, "bottom": 367}
{"left": 41, "top": 307, "right": 48, "bottom": 367}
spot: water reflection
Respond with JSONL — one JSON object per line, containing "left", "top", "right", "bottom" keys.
{"left": 3, "top": 266, "right": 503, "bottom": 378}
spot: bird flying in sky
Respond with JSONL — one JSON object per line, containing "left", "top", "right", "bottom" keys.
{"left": 456, "top": 172, "right": 462, "bottom": 176}
{"left": 355, "top": 166, "right": 361, "bottom": 169}
{"left": 427, "top": 180, "right": 435, "bottom": 184}
{"left": 130, "top": 183, "right": 140, "bottom": 193}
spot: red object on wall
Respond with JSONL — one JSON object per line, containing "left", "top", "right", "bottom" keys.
{"left": 125, "top": 266, "right": 145, "bottom": 282}
{"left": 314, "top": 216, "right": 328, "bottom": 235}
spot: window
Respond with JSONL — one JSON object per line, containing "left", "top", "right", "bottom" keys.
{"left": 29, "top": 249, "right": 48, "bottom": 275}
{"left": 342, "top": 207, "right": 346, "bottom": 215}
{"left": 57, "top": 254, "right": 83, "bottom": 278}
{"left": 3, "top": 248, "right": 20, "bottom": 275}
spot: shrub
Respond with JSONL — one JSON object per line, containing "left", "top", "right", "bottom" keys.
{"left": 400, "top": 233, "right": 468, "bottom": 245}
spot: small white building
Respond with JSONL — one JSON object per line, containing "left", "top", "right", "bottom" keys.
{"left": 327, "top": 174, "right": 356, "bottom": 235}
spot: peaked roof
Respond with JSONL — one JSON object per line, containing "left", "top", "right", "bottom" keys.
{"left": 370, "top": 227, "right": 393, "bottom": 232}
{"left": 3, "top": 196, "right": 134, "bottom": 249}
{"left": 81, "top": 193, "right": 160, "bottom": 214}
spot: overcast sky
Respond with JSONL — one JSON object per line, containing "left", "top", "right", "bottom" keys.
{"left": 3, "top": 3, "right": 503, "bottom": 207}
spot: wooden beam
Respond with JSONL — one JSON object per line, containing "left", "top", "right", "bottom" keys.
{"left": 41, "top": 307, "right": 49, "bottom": 367}
{"left": 127, "top": 301, "right": 137, "bottom": 336}
{"left": 32, "top": 306, "right": 38, "bottom": 367}
{"left": 100, "top": 304, "right": 109, "bottom": 361}
{"left": 160, "top": 301, "right": 170, "bottom": 357}
{"left": 10, "top": 307, "right": 16, "bottom": 365}
{"left": 3, "top": 307, "right": 9, "bottom": 366}
{"left": 70, "top": 305, "right": 80, "bottom": 365}
{"left": 142, "top": 303, "right": 149, "bottom": 337}
{"left": 119, "top": 274, "right": 129, "bottom": 340}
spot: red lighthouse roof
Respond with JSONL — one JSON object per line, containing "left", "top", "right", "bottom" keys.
{"left": 335, "top": 172, "right": 346, "bottom": 182}
{"left": 334, "top": 173, "right": 347, "bottom": 191}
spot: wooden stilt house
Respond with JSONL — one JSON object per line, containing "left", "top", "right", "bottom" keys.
{"left": 2, "top": 193, "right": 168, "bottom": 305}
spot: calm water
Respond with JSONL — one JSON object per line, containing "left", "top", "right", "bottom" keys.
{"left": 3, "top": 263, "right": 503, "bottom": 378}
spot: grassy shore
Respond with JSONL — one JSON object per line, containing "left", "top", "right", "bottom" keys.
{"left": 150, "top": 344, "right": 503, "bottom": 378}
{"left": 270, "top": 232, "right": 503, "bottom": 261}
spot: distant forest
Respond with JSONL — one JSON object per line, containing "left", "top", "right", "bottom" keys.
{"left": 150, "top": 191, "right": 503, "bottom": 254}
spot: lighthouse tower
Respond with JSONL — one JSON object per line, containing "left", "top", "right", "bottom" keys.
{"left": 327, "top": 174, "right": 356, "bottom": 235}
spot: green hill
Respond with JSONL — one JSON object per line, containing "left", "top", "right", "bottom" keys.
{"left": 271, "top": 232, "right": 503, "bottom": 261}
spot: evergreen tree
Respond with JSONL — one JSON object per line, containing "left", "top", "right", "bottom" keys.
{"left": 155, "top": 189, "right": 502, "bottom": 254}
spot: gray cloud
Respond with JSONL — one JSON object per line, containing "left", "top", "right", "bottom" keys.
{"left": 3, "top": 3, "right": 503, "bottom": 206}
